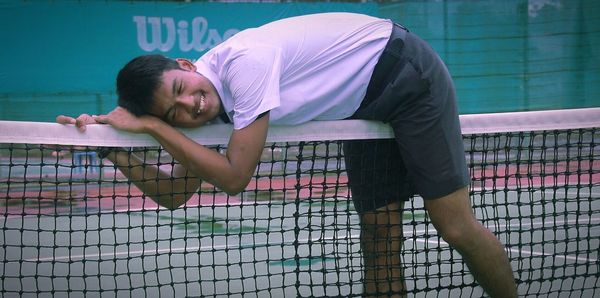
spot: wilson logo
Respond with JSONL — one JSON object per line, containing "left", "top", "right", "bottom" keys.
{"left": 134, "top": 16, "right": 239, "bottom": 52}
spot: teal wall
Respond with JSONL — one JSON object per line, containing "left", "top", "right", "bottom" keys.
{"left": 0, "top": 1, "right": 378, "bottom": 121}
{"left": 0, "top": 0, "right": 598, "bottom": 121}
{"left": 380, "top": 0, "right": 599, "bottom": 114}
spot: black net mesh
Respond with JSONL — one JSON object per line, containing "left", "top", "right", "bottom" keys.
{"left": 0, "top": 126, "right": 598, "bottom": 297}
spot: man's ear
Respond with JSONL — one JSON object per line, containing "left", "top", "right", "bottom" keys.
{"left": 175, "top": 58, "right": 197, "bottom": 71}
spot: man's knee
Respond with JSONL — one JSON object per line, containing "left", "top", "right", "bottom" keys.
{"left": 360, "top": 202, "right": 403, "bottom": 232}
{"left": 424, "top": 187, "right": 485, "bottom": 249}
{"left": 360, "top": 202, "right": 404, "bottom": 249}
{"left": 361, "top": 221, "right": 403, "bottom": 244}
{"left": 438, "top": 223, "right": 477, "bottom": 247}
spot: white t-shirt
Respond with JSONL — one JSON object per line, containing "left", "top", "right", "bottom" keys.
{"left": 194, "top": 13, "right": 392, "bottom": 130}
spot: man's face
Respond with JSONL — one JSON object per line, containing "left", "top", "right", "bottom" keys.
{"left": 150, "top": 60, "right": 222, "bottom": 128}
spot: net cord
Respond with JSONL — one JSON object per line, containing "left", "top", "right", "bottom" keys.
{"left": 0, "top": 108, "right": 598, "bottom": 146}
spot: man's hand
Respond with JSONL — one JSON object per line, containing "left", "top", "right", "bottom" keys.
{"left": 94, "top": 107, "right": 156, "bottom": 134}
{"left": 57, "top": 107, "right": 158, "bottom": 134}
{"left": 54, "top": 113, "right": 102, "bottom": 151}
{"left": 56, "top": 113, "right": 99, "bottom": 132}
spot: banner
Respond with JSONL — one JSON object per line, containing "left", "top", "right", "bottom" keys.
{"left": 0, "top": 1, "right": 377, "bottom": 120}
{"left": 1, "top": 0, "right": 597, "bottom": 121}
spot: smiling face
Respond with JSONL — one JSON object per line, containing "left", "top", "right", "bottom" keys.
{"left": 150, "top": 59, "right": 222, "bottom": 128}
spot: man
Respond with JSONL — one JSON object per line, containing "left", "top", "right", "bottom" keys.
{"left": 57, "top": 12, "right": 517, "bottom": 297}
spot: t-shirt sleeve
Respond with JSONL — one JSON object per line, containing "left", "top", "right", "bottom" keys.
{"left": 224, "top": 46, "right": 282, "bottom": 130}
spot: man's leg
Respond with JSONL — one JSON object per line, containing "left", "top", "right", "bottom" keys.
{"left": 360, "top": 201, "right": 406, "bottom": 298}
{"left": 424, "top": 186, "right": 517, "bottom": 297}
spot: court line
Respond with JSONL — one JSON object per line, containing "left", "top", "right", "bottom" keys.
{"left": 413, "top": 240, "right": 598, "bottom": 264}
{"left": 505, "top": 247, "right": 597, "bottom": 263}
{"left": 25, "top": 238, "right": 598, "bottom": 265}
{"left": 422, "top": 216, "right": 600, "bottom": 264}
{"left": 24, "top": 233, "right": 363, "bottom": 263}
{"left": 23, "top": 215, "right": 599, "bottom": 264}
{"left": 503, "top": 216, "right": 600, "bottom": 228}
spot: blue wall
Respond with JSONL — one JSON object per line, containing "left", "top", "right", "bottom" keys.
{"left": 0, "top": 0, "right": 598, "bottom": 121}
{"left": 0, "top": 1, "right": 378, "bottom": 121}
{"left": 380, "top": 0, "right": 599, "bottom": 114}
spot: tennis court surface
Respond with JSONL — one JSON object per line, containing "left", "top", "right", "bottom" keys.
{"left": 1, "top": 108, "right": 599, "bottom": 297}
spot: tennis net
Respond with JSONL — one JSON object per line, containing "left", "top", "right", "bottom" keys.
{"left": 1, "top": 108, "right": 599, "bottom": 297}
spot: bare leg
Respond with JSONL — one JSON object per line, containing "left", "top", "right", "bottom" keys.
{"left": 424, "top": 187, "right": 517, "bottom": 298}
{"left": 360, "top": 201, "right": 406, "bottom": 298}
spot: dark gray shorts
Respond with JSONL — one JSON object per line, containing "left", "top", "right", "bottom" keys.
{"left": 344, "top": 24, "right": 470, "bottom": 214}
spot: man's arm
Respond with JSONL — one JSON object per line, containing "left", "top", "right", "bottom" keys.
{"left": 103, "top": 150, "right": 201, "bottom": 209}
{"left": 144, "top": 113, "right": 269, "bottom": 195}
{"left": 57, "top": 113, "right": 202, "bottom": 209}
{"left": 96, "top": 107, "right": 269, "bottom": 196}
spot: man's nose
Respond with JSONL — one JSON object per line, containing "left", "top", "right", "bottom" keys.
{"left": 177, "top": 94, "right": 196, "bottom": 112}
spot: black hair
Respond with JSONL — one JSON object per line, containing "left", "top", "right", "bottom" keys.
{"left": 116, "top": 54, "right": 181, "bottom": 116}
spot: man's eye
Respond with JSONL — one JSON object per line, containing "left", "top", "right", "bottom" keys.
{"left": 171, "top": 108, "right": 177, "bottom": 122}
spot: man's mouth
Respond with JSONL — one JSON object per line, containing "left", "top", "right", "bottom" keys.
{"left": 196, "top": 94, "right": 206, "bottom": 116}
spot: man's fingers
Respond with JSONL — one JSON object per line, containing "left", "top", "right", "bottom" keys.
{"left": 94, "top": 114, "right": 109, "bottom": 124}
{"left": 56, "top": 115, "right": 76, "bottom": 124}
{"left": 56, "top": 114, "right": 110, "bottom": 133}
{"left": 74, "top": 114, "right": 96, "bottom": 132}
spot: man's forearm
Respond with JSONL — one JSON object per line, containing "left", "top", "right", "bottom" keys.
{"left": 143, "top": 119, "right": 248, "bottom": 194}
{"left": 104, "top": 149, "right": 199, "bottom": 209}
{"left": 141, "top": 113, "right": 270, "bottom": 196}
